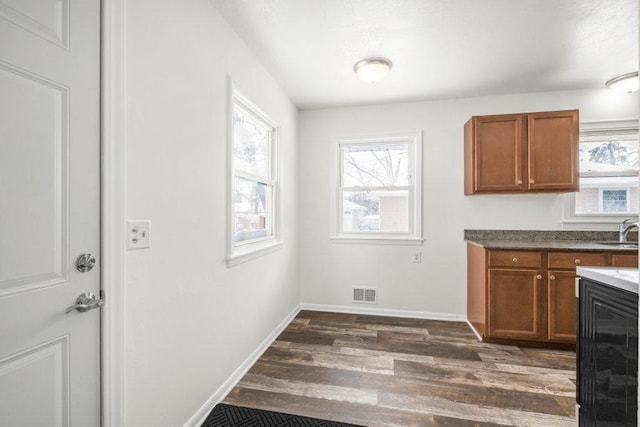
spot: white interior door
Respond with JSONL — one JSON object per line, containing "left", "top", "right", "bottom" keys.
{"left": 0, "top": 1, "right": 101, "bottom": 426}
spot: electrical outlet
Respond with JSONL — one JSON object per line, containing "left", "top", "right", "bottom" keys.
{"left": 412, "top": 252, "right": 422, "bottom": 263}
{"left": 127, "top": 220, "right": 150, "bottom": 250}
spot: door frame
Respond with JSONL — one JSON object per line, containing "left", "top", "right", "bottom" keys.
{"left": 101, "top": 0, "right": 126, "bottom": 425}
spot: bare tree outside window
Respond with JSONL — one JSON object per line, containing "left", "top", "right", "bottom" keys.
{"left": 231, "top": 98, "right": 276, "bottom": 245}
{"left": 340, "top": 143, "right": 411, "bottom": 233}
{"left": 587, "top": 141, "right": 638, "bottom": 169}
{"left": 343, "top": 144, "right": 409, "bottom": 187}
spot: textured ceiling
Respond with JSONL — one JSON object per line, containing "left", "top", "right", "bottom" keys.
{"left": 211, "top": 0, "right": 638, "bottom": 110}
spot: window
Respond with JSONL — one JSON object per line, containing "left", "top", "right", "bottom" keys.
{"left": 564, "top": 120, "right": 639, "bottom": 227}
{"left": 600, "top": 189, "right": 629, "bottom": 213}
{"left": 331, "top": 133, "right": 422, "bottom": 244}
{"left": 227, "top": 85, "right": 280, "bottom": 265}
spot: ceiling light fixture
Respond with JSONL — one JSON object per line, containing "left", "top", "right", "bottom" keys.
{"left": 605, "top": 72, "right": 639, "bottom": 93}
{"left": 353, "top": 57, "right": 392, "bottom": 83}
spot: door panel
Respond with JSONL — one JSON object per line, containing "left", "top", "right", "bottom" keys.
{"left": 0, "top": 336, "right": 69, "bottom": 426}
{"left": 488, "top": 268, "right": 543, "bottom": 339}
{"left": 0, "top": 0, "right": 69, "bottom": 48}
{"left": 527, "top": 110, "right": 579, "bottom": 191}
{"left": 474, "top": 114, "right": 524, "bottom": 192}
{"left": 0, "top": 1, "right": 100, "bottom": 425}
{"left": 548, "top": 270, "right": 577, "bottom": 343}
{"left": 0, "top": 62, "right": 69, "bottom": 295}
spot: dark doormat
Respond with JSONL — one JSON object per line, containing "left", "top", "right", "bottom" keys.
{"left": 202, "top": 403, "right": 365, "bottom": 427}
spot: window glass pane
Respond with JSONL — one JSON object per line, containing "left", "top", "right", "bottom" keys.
{"left": 602, "top": 190, "right": 628, "bottom": 213}
{"left": 575, "top": 177, "right": 639, "bottom": 214}
{"left": 342, "top": 143, "right": 409, "bottom": 187}
{"left": 233, "top": 176, "right": 272, "bottom": 242}
{"left": 575, "top": 126, "right": 639, "bottom": 215}
{"left": 233, "top": 105, "right": 270, "bottom": 178}
{"left": 580, "top": 138, "right": 638, "bottom": 176}
{"left": 342, "top": 190, "right": 408, "bottom": 233}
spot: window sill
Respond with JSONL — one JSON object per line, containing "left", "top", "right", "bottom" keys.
{"left": 329, "top": 236, "right": 424, "bottom": 246}
{"left": 562, "top": 216, "right": 639, "bottom": 230}
{"left": 226, "top": 241, "right": 283, "bottom": 267}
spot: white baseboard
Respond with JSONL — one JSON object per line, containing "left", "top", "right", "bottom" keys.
{"left": 300, "top": 303, "right": 466, "bottom": 322}
{"left": 466, "top": 319, "right": 483, "bottom": 341}
{"left": 183, "top": 303, "right": 301, "bottom": 427}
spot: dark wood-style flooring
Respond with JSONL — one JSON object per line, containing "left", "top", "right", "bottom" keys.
{"left": 224, "top": 310, "right": 576, "bottom": 426}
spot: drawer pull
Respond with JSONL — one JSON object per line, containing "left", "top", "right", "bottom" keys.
{"left": 536, "top": 274, "right": 542, "bottom": 280}
{"left": 549, "top": 275, "right": 556, "bottom": 280}
{"left": 574, "top": 259, "right": 581, "bottom": 264}
{"left": 512, "top": 257, "right": 518, "bottom": 262}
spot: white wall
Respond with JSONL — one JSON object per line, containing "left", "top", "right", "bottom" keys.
{"left": 125, "top": 1, "right": 299, "bottom": 425}
{"left": 298, "top": 89, "right": 638, "bottom": 317}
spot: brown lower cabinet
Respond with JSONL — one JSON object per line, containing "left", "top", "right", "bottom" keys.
{"left": 467, "top": 244, "right": 637, "bottom": 346}
{"left": 547, "top": 270, "right": 580, "bottom": 342}
{"left": 488, "top": 268, "right": 543, "bottom": 339}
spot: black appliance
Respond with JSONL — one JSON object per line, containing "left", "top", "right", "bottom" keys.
{"left": 577, "top": 277, "right": 638, "bottom": 426}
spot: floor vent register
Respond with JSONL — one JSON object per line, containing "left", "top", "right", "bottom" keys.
{"left": 353, "top": 287, "right": 377, "bottom": 304}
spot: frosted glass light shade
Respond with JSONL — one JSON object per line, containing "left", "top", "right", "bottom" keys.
{"left": 605, "top": 72, "right": 639, "bottom": 93}
{"left": 354, "top": 57, "right": 392, "bottom": 83}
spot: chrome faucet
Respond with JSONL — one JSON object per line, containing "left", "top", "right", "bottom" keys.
{"left": 621, "top": 220, "right": 639, "bottom": 243}
{"left": 619, "top": 218, "right": 634, "bottom": 242}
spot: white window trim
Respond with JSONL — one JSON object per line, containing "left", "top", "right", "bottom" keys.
{"left": 226, "top": 79, "right": 282, "bottom": 267}
{"left": 562, "top": 119, "right": 639, "bottom": 230}
{"left": 329, "top": 132, "right": 423, "bottom": 245}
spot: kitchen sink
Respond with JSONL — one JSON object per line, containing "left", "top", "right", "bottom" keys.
{"left": 596, "top": 241, "right": 639, "bottom": 249}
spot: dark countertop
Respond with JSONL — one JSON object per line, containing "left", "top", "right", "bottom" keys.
{"left": 464, "top": 229, "right": 638, "bottom": 252}
{"left": 466, "top": 239, "right": 637, "bottom": 252}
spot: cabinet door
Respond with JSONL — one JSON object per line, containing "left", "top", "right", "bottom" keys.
{"left": 527, "top": 110, "right": 579, "bottom": 191}
{"left": 473, "top": 114, "right": 525, "bottom": 193}
{"left": 548, "top": 270, "right": 576, "bottom": 343}
{"left": 488, "top": 268, "right": 543, "bottom": 339}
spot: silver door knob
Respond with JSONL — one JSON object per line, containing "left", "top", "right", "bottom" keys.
{"left": 76, "top": 253, "right": 96, "bottom": 272}
{"left": 65, "top": 292, "right": 103, "bottom": 314}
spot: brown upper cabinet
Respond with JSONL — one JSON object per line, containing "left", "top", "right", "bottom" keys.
{"left": 464, "top": 109, "right": 579, "bottom": 195}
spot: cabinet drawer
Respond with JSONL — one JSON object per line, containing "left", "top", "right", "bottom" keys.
{"left": 548, "top": 252, "right": 608, "bottom": 269}
{"left": 611, "top": 253, "right": 639, "bottom": 268}
{"left": 488, "top": 251, "right": 542, "bottom": 268}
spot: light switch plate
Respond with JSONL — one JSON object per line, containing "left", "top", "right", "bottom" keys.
{"left": 127, "top": 220, "right": 150, "bottom": 250}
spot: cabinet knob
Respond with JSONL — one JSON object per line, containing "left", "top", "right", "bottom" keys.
{"left": 536, "top": 274, "right": 542, "bottom": 280}
{"left": 574, "top": 259, "right": 581, "bottom": 264}
{"left": 517, "top": 179, "right": 523, "bottom": 185}
{"left": 512, "top": 257, "right": 518, "bottom": 262}
{"left": 549, "top": 275, "right": 556, "bottom": 280}
{"left": 529, "top": 179, "right": 535, "bottom": 184}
